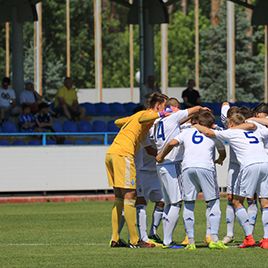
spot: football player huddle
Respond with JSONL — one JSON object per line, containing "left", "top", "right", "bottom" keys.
{"left": 106, "top": 92, "right": 268, "bottom": 250}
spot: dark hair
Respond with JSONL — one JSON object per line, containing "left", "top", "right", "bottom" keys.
{"left": 21, "top": 104, "right": 31, "bottom": 111}
{"left": 133, "top": 105, "right": 146, "bottom": 114}
{"left": 227, "top": 106, "right": 240, "bottom": 118}
{"left": 146, "top": 92, "right": 168, "bottom": 109}
{"left": 254, "top": 103, "right": 268, "bottom": 115}
{"left": 239, "top": 106, "right": 253, "bottom": 119}
{"left": 229, "top": 113, "right": 245, "bottom": 126}
{"left": 197, "top": 111, "right": 215, "bottom": 128}
{"left": 2, "top": 77, "right": 10, "bottom": 85}
{"left": 39, "top": 102, "right": 50, "bottom": 110}
{"left": 166, "top": 97, "right": 180, "bottom": 109}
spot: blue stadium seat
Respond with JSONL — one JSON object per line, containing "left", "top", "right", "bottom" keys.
{"left": 107, "top": 120, "right": 119, "bottom": 132}
{"left": 89, "top": 139, "right": 103, "bottom": 145}
{"left": 109, "top": 102, "right": 126, "bottom": 116}
{"left": 77, "top": 120, "right": 93, "bottom": 132}
{"left": 52, "top": 121, "right": 63, "bottom": 132}
{"left": 28, "top": 140, "right": 42, "bottom": 146}
{"left": 12, "top": 140, "right": 25, "bottom": 146}
{"left": 81, "top": 103, "right": 96, "bottom": 116}
{"left": 0, "top": 140, "right": 9, "bottom": 146}
{"left": 2, "top": 121, "right": 18, "bottom": 133}
{"left": 95, "top": 103, "right": 111, "bottom": 116}
{"left": 63, "top": 120, "right": 78, "bottom": 132}
{"left": 75, "top": 140, "right": 88, "bottom": 145}
{"left": 64, "top": 140, "right": 74, "bottom": 145}
{"left": 123, "top": 102, "right": 139, "bottom": 115}
{"left": 92, "top": 120, "right": 107, "bottom": 132}
{"left": 47, "top": 140, "right": 57, "bottom": 145}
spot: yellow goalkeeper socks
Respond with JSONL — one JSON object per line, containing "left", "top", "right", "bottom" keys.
{"left": 111, "top": 198, "right": 124, "bottom": 242}
{"left": 124, "top": 198, "right": 139, "bottom": 245}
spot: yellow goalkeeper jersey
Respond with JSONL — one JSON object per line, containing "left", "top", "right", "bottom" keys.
{"left": 107, "top": 110, "right": 159, "bottom": 157}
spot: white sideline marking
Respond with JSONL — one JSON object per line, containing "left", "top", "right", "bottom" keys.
{"left": 0, "top": 243, "right": 107, "bottom": 247}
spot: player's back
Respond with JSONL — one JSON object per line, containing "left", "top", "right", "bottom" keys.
{"left": 151, "top": 110, "right": 188, "bottom": 164}
{"left": 216, "top": 128, "right": 268, "bottom": 169}
{"left": 176, "top": 127, "right": 218, "bottom": 171}
{"left": 108, "top": 111, "right": 152, "bottom": 157}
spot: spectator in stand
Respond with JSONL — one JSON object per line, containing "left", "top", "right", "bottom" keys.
{"left": 54, "top": 77, "right": 85, "bottom": 120}
{"left": 20, "top": 80, "right": 42, "bottom": 113}
{"left": 36, "top": 102, "right": 54, "bottom": 132}
{"left": 19, "top": 104, "right": 37, "bottom": 132}
{"left": 0, "top": 77, "right": 20, "bottom": 122}
{"left": 181, "top": 79, "right": 201, "bottom": 108}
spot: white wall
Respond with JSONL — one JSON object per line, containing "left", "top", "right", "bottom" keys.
{"left": 0, "top": 146, "right": 228, "bottom": 192}
{"left": 77, "top": 87, "right": 185, "bottom": 103}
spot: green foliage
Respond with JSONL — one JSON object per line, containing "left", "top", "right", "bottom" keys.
{"left": 156, "top": 10, "right": 209, "bottom": 87}
{"left": 200, "top": 5, "right": 264, "bottom": 102}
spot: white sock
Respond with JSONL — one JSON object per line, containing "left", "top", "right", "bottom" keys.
{"left": 163, "top": 203, "right": 180, "bottom": 246}
{"left": 183, "top": 201, "right": 195, "bottom": 242}
{"left": 262, "top": 208, "right": 268, "bottom": 239}
{"left": 149, "top": 205, "right": 163, "bottom": 236}
{"left": 235, "top": 207, "right": 251, "bottom": 236}
{"left": 226, "top": 201, "right": 235, "bottom": 237}
{"left": 207, "top": 199, "right": 221, "bottom": 242}
{"left": 136, "top": 205, "right": 148, "bottom": 242}
{"left": 247, "top": 199, "right": 258, "bottom": 234}
{"left": 206, "top": 205, "right": 211, "bottom": 236}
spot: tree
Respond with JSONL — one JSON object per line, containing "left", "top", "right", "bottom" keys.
{"left": 200, "top": 4, "right": 264, "bottom": 102}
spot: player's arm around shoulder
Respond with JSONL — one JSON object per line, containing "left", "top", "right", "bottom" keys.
{"left": 114, "top": 116, "right": 131, "bottom": 128}
{"left": 214, "top": 139, "right": 226, "bottom": 166}
{"left": 247, "top": 117, "right": 268, "bottom": 128}
{"left": 193, "top": 124, "right": 216, "bottom": 137}
{"left": 156, "top": 138, "right": 180, "bottom": 163}
{"left": 233, "top": 122, "right": 256, "bottom": 131}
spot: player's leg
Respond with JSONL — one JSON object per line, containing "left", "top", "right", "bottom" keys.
{"left": 205, "top": 204, "right": 212, "bottom": 244}
{"left": 157, "top": 163, "right": 183, "bottom": 248}
{"left": 105, "top": 154, "right": 125, "bottom": 246}
{"left": 247, "top": 195, "right": 258, "bottom": 234}
{"left": 257, "top": 163, "right": 268, "bottom": 249}
{"left": 147, "top": 174, "right": 164, "bottom": 243}
{"left": 198, "top": 168, "right": 226, "bottom": 249}
{"left": 182, "top": 168, "right": 200, "bottom": 250}
{"left": 223, "top": 163, "right": 239, "bottom": 244}
{"left": 136, "top": 196, "right": 149, "bottom": 243}
{"left": 232, "top": 165, "right": 257, "bottom": 248}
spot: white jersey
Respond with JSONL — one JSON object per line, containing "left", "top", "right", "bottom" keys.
{"left": 0, "top": 87, "right": 16, "bottom": 108}
{"left": 174, "top": 127, "right": 225, "bottom": 172}
{"left": 247, "top": 120, "right": 268, "bottom": 154}
{"left": 215, "top": 128, "right": 268, "bottom": 169}
{"left": 151, "top": 109, "right": 188, "bottom": 164}
{"left": 220, "top": 103, "right": 239, "bottom": 165}
{"left": 135, "top": 135, "right": 156, "bottom": 172}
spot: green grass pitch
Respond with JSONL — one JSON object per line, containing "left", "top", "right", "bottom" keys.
{"left": 0, "top": 200, "right": 266, "bottom": 267}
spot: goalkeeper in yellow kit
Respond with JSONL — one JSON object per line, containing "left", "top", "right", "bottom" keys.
{"left": 106, "top": 92, "right": 170, "bottom": 248}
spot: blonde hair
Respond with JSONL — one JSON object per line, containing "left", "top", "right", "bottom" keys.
{"left": 228, "top": 113, "right": 245, "bottom": 126}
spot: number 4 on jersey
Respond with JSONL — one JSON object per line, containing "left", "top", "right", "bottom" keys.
{"left": 157, "top": 121, "right": 165, "bottom": 141}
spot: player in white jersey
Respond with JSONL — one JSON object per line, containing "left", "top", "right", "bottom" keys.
{"left": 156, "top": 111, "right": 227, "bottom": 250}
{"left": 221, "top": 103, "right": 259, "bottom": 244}
{"left": 135, "top": 135, "right": 164, "bottom": 246}
{"left": 151, "top": 98, "right": 208, "bottom": 248}
{"left": 195, "top": 113, "right": 268, "bottom": 249}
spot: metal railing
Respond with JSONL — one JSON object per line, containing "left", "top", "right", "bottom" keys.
{"left": 0, "top": 132, "right": 118, "bottom": 146}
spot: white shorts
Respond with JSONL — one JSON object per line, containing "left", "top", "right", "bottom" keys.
{"left": 227, "top": 162, "right": 240, "bottom": 194}
{"left": 234, "top": 162, "right": 268, "bottom": 198}
{"left": 136, "top": 170, "right": 163, "bottom": 202}
{"left": 182, "top": 167, "right": 219, "bottom": 202}
{"left": 156, "top": 162, "right": 182, "bottom": 205}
